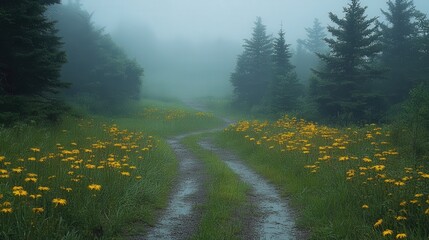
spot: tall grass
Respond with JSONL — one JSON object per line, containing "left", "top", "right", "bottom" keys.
{"left": 217, "top": 116, "right": 429, "bottom": 239}
{"left": 0, "top": 99, "right": 221, "bottom": 239}
{"left": 0, "top": 117, "right": 178, "bottom": 239}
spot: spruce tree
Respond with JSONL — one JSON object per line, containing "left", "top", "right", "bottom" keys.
{"left": 231, "top": 17, "right": 272, "bottom": 109}
{"left": 380, "top": 0, "right": 420, "bottom": 105}
{"left": 295, "top": 19, "right": 327, "bottom": 85}
{"left": 415, "top": 13, "right": 429, "bottom": 84}
{"left": 302, "top": 18, "right": 327, "bottom": 54}
{"left": 0, "top": 0, "right": 67, "bottom": 124}
{"left": 314, "top": 0, "right": 383, "bottom": 122}
{"left": 271, "top": 28, "right": 302, "bottom": 113}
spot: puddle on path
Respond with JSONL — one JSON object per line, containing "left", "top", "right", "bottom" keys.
{"left": 199, "top": 140, "right": 297, "bottom": 240}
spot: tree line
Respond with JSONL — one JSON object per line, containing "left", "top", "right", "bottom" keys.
{"left": 0, "top": 0, "right": 143, "bottom": 125}
{"left": 231, "top": 0, "right": 429, "bottom": 123}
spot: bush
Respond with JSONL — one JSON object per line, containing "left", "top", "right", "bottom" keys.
{"left": 392, "top": 83, "right": 429, "bottom": 161}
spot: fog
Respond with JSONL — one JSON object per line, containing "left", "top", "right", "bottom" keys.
{"left": 73, "top": 0, "right": 429, "bottom": 99}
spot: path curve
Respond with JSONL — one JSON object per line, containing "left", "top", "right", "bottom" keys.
{"left": 142, "top": 102, "right": 304, "bottom": 239}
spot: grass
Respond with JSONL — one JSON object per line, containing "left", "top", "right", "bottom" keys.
{"left": 116, "top": 98, "right": 225, "bottom": 137}
{"left": 217, "top": 116, "right": 429, "bottom": 240}
{"left": 0, "top": 99, "right": 222, "bottom": 239}
{"left": 182, "top": 134, "right": 250, "bottom": 240}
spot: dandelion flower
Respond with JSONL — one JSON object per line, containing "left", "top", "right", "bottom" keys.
{"left": 52, "top": 198, "right": 67, "bottom": 207}
{"left": 30, "top": 194, "right": 42, "bottom": 199}
{"left": 38, "top": 186, "right": 50, "bottom": 191}
{"left": 383, "top": 229, "right": 393, "bottom": 236}
{"left": 88, "top": 184, "right": 102, "bottom": 191}
{"left": 13, "top": 189, "right": 28, "bottom": 197}
{"left": 374, "top": 219, "right": 383, "bottom": 228}
{"left": 1, "top": 208, "right": 12, "bottom": 213}
{"left": 32, "top": 207, "right": 44, "bottom": 213}
{"left": 121, "top": 171, "right": 131, "bottom": 176}
{"left": 395, "top": 216, "right": 407, "bottom": 221}
{"left": 12, "top": 168, "right": 23, "bottom": 173}
{"left": 362, "top": 204, "right": 369, "bottom": 209}
{"left": 396, "top": 233, "right": 407, "bottom": 239}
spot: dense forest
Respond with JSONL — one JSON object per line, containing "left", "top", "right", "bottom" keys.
{"left": 232, "top": 0, "right": 429, "bottom": 123}
{"left": 0, "top": 0, "right": 143, "bottom": 124}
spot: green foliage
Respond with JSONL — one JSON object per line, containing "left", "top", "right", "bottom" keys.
{"left": 314, "top": 0, "right": 384, "bottom": 123}
{"left": 231, "top": 17, "right": 273, "bottom": 110}
{"left": 48, "top": 2, "right": 144, "bottom": 115}
{"left": 0, "top": 0, "right": 68, "bottom": 125}
{"left": 393, "top": 83, "right": 429, "bottom": 161}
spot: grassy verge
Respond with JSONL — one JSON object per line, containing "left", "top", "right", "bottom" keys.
{"left": 0, "top": 116, "right": 178, "bottom": 239}
{"left": 0, "top": 99, "right": 222, "bottom": 239}
{"left": 116, "top": 99, "right": 225, "bottom": 137}
{"left": 217, "top": 116, "right": 429, "bottom": 239}
{"left": 182, "top": 134, "right": 250, "bottom": 240}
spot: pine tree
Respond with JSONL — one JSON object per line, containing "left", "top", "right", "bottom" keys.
{"left": 314, "top": 0, "right": 384, "bottom": 122}
{"left": 0, "top": 0, "right": 68, "bottom": 124}
{"left": 271, "top": 28, "right": 302, "bottom": 113}
{"left": 415, "top": 13, "right": 429, "bottom": 84}
{"left": 380, "top": 0, "right": 420, "bottom": 105}
{"left": 231, "top": 17, "right": 272, "bottom": 110}
{"left": 302, "top": 18, "right": 327, "bottom": 54}
{"left": 295, "top": 19, "right": 327, "bottom": 85}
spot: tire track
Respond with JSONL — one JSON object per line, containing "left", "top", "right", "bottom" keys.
{"left": 199, "top": 139, "right": 301, "bottom": 240}
{"left": 144, "top": 134, "right": 207, "bottom": 240}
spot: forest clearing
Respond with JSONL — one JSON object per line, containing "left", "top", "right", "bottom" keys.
{"left": 1, "top": 0, "right": 429, "bottom": 239}
{"left": 0, "top": 100, "right": 428, "bottom": 239}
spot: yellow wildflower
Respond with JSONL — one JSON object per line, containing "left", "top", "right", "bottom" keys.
{"left": 1, "top": 208, "right": 12, "bottom": 213}
{"left": 52, "top": 198, "right": 67, "bottom": 207}
{"left": 121, "top": 171, "right": 131, "bottom": 176}
{"left": 374, "top": 219, "right": 383, "bottom": 228}
{"left": 30, "top": 194, "right": 42, "bottom": 199}
{"left": 88, "top": 184, "right": 102, "bottom": 191}
{"left": 396, "top": 233, "right": 407, "bottom": 239}
{"left": 13, "top": 189, "right": 28, "bottom": 197}
{"left": 383, "top": 229, "right": 393, "bottom": 236}
{"left": 32, "top": 207, "right": 44, "bottom": 213}
{"left": 24, "top": 177, "right": 37, "bottom": 183}
{"left": 30, "top": 148, "right": 40, "bottom": 152}
{"left": 38, "top": 186, "right": 50, "bottom": 191}
{"left": 395, "top": 216, "right": 407, "bottom": 221}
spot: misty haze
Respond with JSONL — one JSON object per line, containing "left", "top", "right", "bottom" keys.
{"left": 1, "top": 0, "right": 429, "bottom": 239}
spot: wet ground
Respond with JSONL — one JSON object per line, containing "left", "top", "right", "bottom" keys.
{"left": 199, "top": 139, "right": 298, "bottom": 240}
{"left": 141, "top": 104, "right": 305, "bottom": 239}
{"left": 144, "top": 135, "right": 207, "bottom": 240}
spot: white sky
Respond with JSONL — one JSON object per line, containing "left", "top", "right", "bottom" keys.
{"left": 78, "top": 0, "right": 429, "bottom": 44}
